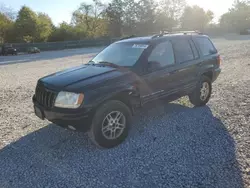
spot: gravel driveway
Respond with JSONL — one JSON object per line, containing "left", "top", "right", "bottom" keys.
{"left": 0, "top": 38, "right": 249, "bottom": 188}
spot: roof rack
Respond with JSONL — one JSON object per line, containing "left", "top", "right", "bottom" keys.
{"left": 171, "top": 30, "right": 203, "bottom": 35}
{"left": 151, "top": 30, "right": 202, "bottom": 39}
{"left": 151, "top": 31, "right": 169, "bottom": 39}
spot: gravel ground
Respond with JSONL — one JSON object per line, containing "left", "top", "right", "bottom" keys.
{"left": 0, "top": 37, "right": 249, "bottom": 188}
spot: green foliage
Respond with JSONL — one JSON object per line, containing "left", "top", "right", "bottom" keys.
{"left": 180, "top": 5, "right": 214, "bottom": 31}
{"left": 0, "top": 13, "right": 13, "bottom": 43}
{"left": 0, "top": 4, "right": 16, "bottom": 20}
{"left": 36, "top": 13, "right": 53, "bottom": 42}
{"left": 72, "top": 0, "right": 107, "bottom": 38}
{"left": 106, "top": 0, "right": 187, "bottom": 36}
{"left": 156, "top": 0, "right": 186, "bottom": 31}
{"left": 15, "top": 6, "right": 39, "bottom": 42}
{"left": 105, "top": 0, "right": 124, "bottom": 37}
{"left": 2, "top": 0, "right": 250, "bottom": 44}
{"left": 135, "top": 0, "right": 157, "bottom": 34}
{"left": 49, "top": 22, "right": 77, "bottom": 41}
{"left": 122, "top": 0, "right": 138, "bottom": 34}
{"left": 220, "top": 0, "right": 250, "bottom": 32}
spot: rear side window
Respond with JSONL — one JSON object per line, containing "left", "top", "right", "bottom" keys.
{"left": 172, "top": 39, "right": 194, "bottom": 63}
{"left": 194, "top": 37, "right": 217, "bottom": 56}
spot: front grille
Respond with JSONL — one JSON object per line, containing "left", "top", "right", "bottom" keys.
{"left": 35, "top": 84, "right": 57, "bottom": 108}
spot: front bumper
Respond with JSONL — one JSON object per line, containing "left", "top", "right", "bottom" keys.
{"left": 33, "top": 96, "right": 93, "bottom": 132}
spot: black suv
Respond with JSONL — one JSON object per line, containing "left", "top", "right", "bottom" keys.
{"left": 0, "top": 45, "right": 17, "bottom": 56}
{"left": 33, "top": 31, "right": 221, "bottom": 148}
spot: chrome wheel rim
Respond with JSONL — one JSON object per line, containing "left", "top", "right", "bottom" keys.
{"left": 200, "top": 82, "right": 210, "bottom": 101}
{"left": 101, "top": 111, "right": 126, "bottom": 140}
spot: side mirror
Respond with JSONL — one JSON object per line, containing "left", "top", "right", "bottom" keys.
{"left": 147, "top": 61, "right": 161, "bottom": 72}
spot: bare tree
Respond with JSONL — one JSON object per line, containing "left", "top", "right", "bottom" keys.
{"left": 0, "top": 3, "right": 16, "bottom": 20}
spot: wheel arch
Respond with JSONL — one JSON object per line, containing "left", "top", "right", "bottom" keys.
{"left": 201, "top": 70, "right": 213, "bottom": 81}
{"left": 92, "top": 88, "right": 141, "bottom": 116}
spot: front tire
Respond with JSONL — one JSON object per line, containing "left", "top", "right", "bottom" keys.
{"left": 189, "top": 75, "right": 212, "bottom": 106}
{"left": 88, "top": 100, "right": 132, "bottom": 148}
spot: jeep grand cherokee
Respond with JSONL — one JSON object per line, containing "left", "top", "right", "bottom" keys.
{"left": 33, "top": 31, "right": 221, "bottom": 148}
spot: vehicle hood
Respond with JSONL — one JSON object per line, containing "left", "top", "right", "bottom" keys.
{"left": 40, "top": 64, "right": 129, "bottom": 90}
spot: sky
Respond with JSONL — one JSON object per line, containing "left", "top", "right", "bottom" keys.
{"left": 0, "top": 0, "right": 234, "bottom": 25}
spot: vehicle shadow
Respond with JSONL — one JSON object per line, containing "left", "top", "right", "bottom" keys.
{"left": 0, "top": 47, "right": 103, "bottom": 66}
{"left": 0, "top": 102, "right": 243, "bottom": 188}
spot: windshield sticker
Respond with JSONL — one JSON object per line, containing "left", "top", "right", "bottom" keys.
{"left": 132, "top": 44, "right": 148, "bottom": 49}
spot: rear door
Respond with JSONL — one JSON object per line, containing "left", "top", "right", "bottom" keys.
{"left": 193, "top": 36, "right": 219, "bottom": 73}
{"left": 170, "top": 38, "right": 199, "bottom": 93}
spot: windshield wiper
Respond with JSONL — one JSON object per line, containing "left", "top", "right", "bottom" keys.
{"left": 87, "top": 60, "right": 121, "bottom": 68}
{"left": 96, "top": 61, "right": 121, "bottom": 68}
{"left": 86, "top": 60, "right": 96, "bottom": 65}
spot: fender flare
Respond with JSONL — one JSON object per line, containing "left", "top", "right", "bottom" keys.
{"left": 91, "top": 85, "right": 141, "bottom": 115}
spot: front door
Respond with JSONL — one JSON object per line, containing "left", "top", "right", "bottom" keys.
{"left": 139, "top": 40, "right": 178, "bottom": 104}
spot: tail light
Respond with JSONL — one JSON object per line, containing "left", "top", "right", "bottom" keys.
{"left": 217, "top": 55, "right": 221, "bottom": 67}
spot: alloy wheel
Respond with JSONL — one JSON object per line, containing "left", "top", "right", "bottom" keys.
{"left": 101, "top": 111, "right": 126, "bottom": 140}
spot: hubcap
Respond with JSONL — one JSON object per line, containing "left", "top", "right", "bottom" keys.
{"left": 101, "top": 111, "right": 126, "bottom": 140}
{"left": 200, "top": 82, "right": 210, "bottom": 101}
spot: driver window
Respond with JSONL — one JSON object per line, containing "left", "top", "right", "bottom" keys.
{"left": 148, "top": 41, "right": 175, "bottom": 68}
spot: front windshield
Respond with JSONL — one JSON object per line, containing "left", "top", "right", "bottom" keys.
{"left": 91, "top": 43, "right": 148, "bottom": 67}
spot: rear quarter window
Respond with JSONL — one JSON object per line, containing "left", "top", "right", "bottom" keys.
{"left": 194, "top": 37, "right": 217, "bottom": 56}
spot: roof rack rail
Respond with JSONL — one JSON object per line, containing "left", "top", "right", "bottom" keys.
{"left": 171, "top": 30, "right": 203, "bottom": 35}
{"left": 151, "top": 31, "right": 170, "bottom": 39}
{"left": 119, "top": 35, "right": 136, "bottom": 40}
{"left": 151, "top": 30, "right": 203, "bottom": 39}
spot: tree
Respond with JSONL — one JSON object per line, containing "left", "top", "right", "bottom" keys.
{"left": 15, "top": 6, "right": 39, "bottom": 42}
{"left": 180, "top": 5, "right": 214, "bottom": 31}
{"left": 135, "top": 0, "right": 157, "bottom": 35}
{"left": 155, "top": 0, "right": 186, "bottom": 31}
{"left": 48, "top": 22, "right": 90, "bottom": 41}
{"left": 105, "top": 0, "right": 124, "bottom": 37}
{"left": 72, "top": 0, "right": 107, "bottom": 37}
{"left": 0, "top": 4, "right": 16, "bottom": 43}
{"left": 0, "top": 3, "right": 16, "bottom": 20}
{"left": 36, "top": 13, "right": 53, "bottom": 42}
{"left": 220, "top": 0, "right": 250, "bottom": 32}
{"left": 122, "top": 0, "right": 138, "bottom": 35}
{"left": 0, "top": 13, "right": 13, "bottom": 43}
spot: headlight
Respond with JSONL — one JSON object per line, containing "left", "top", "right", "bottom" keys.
{"left": 54, "top": 91, "right": 84, "bottom": 108}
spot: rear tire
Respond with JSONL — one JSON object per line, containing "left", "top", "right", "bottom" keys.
{"left": 189, "top": 75, "right": 212, "bottom": 106}
{"left": 88, "top": 100, "right": 132, "bottom": 148}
